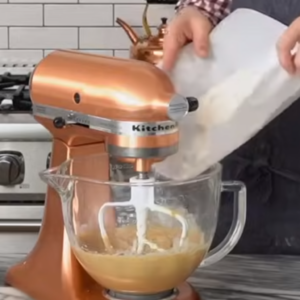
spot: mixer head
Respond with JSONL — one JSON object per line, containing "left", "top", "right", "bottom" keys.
{"left": 29, "top": 50, "right": 198, "bottom": 173}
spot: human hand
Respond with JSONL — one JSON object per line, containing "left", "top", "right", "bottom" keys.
{"left": 277, "top": 17, "right": 300, "bottom": 74}
{"left": 162, "top": 6, "right": 213, "bottom": 71}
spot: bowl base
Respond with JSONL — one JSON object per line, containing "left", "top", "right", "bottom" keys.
{"left": 103, "top": 283, "right": 200, "bottom": 300}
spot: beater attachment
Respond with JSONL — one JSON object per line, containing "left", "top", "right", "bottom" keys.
{"left": 98, "top": 175, "right": 188, "bottom": 254}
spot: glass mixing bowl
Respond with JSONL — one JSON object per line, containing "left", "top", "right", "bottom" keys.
{"left": 40, "top": 154, "right": 246, "bottom": 295}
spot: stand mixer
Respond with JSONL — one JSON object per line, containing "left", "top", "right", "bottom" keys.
{"left": 5, "top": 50, "right": 201, "bottom": 300}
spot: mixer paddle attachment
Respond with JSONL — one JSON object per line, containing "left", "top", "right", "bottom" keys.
{"left": 98, "top": 176, "right": 188, "bottom": 254}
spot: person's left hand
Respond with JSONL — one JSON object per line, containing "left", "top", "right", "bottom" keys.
{"left": 277, "top": 17, "right": 300, "bottom": 74}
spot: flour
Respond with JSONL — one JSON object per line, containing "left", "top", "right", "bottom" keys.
{"left": 197, "top": 68, "right": 264, "bottom": 128}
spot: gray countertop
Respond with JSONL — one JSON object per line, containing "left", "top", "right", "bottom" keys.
{"left": 0, "top": 254, "right": 299, "bottom": 300}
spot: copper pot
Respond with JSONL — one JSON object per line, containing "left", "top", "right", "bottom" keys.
{"left": 116, "top": 4, "right": 168, "bottom": 65}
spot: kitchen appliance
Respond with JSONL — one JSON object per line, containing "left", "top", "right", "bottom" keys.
{"left": 117, "top": 3, "right": 168, "bottom": 64}
{"left": 5, "top": 50, "right": 246, "bottom": 300}
{"left": 0, "top": 64, "right": 52, "bottom": 254}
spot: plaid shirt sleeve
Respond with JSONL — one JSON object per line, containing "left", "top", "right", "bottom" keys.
{"left": 175, "top": 0, "right": 232, "bottom": 26}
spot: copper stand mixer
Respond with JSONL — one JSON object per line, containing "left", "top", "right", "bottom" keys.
{"left": 5, "top": 50, "right": 199, "bottom": 300}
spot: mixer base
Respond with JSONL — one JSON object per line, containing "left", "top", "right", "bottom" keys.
{"left": 105, "top": 289, "right": 175, "bottom": 300}
{"left": 103, "top": 284, "right": 199, "bottom": 300}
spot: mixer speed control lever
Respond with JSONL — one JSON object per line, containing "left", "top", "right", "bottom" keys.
{"left": 53, "top": 115, "right": 82, "bottom": 129}
{"left": 53, "top": 117, "right": 66, "bottom": 129}
{"left": 168, "top": 95, "right": 199, "bottom": 121}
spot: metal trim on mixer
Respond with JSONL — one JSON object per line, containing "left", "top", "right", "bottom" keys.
{"left": 107, "top": 144, "right": 178, "bottom": 158}
{"left": 32, "top": 104, "right": 178, "bottom": 137}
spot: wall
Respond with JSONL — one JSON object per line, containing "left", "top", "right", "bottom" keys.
{"left": 0, "top": 1, "right": 175, "bottom": 64}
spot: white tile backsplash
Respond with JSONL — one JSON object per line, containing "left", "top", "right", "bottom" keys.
{"left": 0, "top": 3, "right": 175, "bottom": 63}
{"left": 10, "top": 27, "right": 78, "bottom": 49}
{"left": 44, "top": 5, "right": 113, "bottom": 26}
{"left": 9, "top": 0, "right": 78, "bottom": 4}
{"left": 115, "top": 4, "right": 174, "bottom": 26}
{"left": 0, "top": 28, "right": 8, "bottom": 48}
{"left": 80, "top": 27, "right": 146, "bottom": 49}
{"left": 44, "top": 49, "right": 113, "bottom": 56}
{"left": 80, "top": 0, "right": 144, "bottom": 3}
{"left": 0, "top": 5, "right": 43, "bottom": 26}
{"left": 0, "top": 49, "right": 43, "bottom": 62}
{"left": 114, "top": 50, "right": 130, "bottom": 58}
{"left": 10, "top": 0, "right": 76, "bottom": 2}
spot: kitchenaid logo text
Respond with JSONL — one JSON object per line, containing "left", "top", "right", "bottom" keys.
{"left": 132, "top": 124, "right": 176, "bottom": 132}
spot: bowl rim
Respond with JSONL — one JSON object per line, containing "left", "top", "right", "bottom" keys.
{"left": 40, "top": 162, "right": 222, "bottom": 187}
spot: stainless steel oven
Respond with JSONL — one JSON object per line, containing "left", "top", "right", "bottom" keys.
{"left": 0, "top": 111, "right": 52, "bottom": 254}
{"left": 0, "top": 204, "right": 44, "bottom": 254}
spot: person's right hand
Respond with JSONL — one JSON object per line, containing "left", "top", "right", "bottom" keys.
{"left": 277, "top": 17, "right": 300, "bottom": 74}
{"left": 162, "top": 6, "right": 213, "bottom": 71}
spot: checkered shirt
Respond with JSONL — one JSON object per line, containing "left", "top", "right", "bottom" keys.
{"left": 175, "top": 0, "right": 232, "bottom": 25}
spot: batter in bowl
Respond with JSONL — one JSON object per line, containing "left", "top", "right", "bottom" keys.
{"left": 73, "top": 221, "right": 208, "bottom": 294}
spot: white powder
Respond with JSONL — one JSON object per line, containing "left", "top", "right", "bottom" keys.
{"left": 153, "top": 66, "right": 274, "bottom": 181}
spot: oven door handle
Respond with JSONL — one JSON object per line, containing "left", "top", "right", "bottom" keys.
{"left": 0, "top": 220, "right": 41, "bottom": 231}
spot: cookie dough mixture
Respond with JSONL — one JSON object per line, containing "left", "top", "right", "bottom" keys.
{"left": 73, "top": 223, "right": 208, "bottom": 293}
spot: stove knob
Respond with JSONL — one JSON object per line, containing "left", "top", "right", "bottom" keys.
{"left": 0, "top": 155, "right": 21, "bottom": 185}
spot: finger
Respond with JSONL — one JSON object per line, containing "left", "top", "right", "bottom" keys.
{"left": 294, "top": 50, "right": 300, "bottom": 74}
{"left": 277, "top": 38, "right": 296, "bottom": 74}
{"left": 162, "top": 35, "right": 181, "bottom": 71}
{"left": 191, "top": 18, "right": 211, "bottom": 57}
{"left": 277, "top": 21, "right": 300, "bottom": 74}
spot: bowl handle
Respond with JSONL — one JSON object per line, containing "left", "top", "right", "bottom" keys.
{"left": 200, "top": 181, "right": 247, "bottom": 267}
